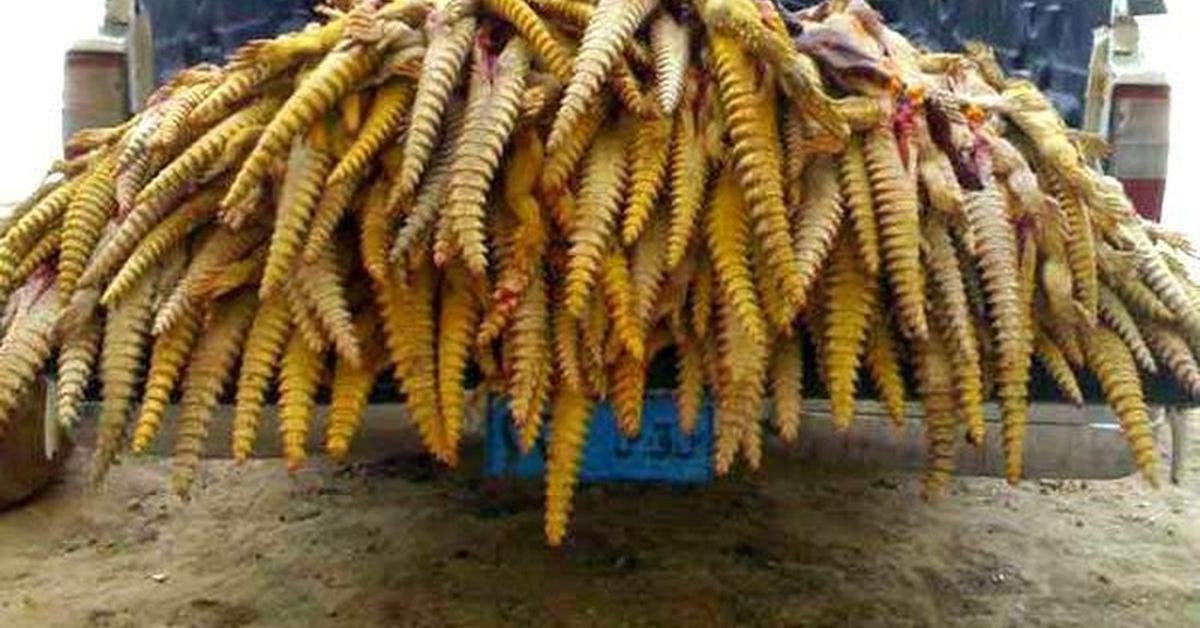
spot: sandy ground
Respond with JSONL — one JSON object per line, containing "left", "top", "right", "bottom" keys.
{"left": 0, "top": 420, "right": 1196, "bottom": 628}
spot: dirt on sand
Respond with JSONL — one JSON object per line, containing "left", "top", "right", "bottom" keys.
{"left": 0, "top": 423, "right": 1197, "bottom": 628}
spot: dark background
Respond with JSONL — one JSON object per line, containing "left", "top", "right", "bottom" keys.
{"left": 138, "top": 0, "right": 1120, "bottom": 124}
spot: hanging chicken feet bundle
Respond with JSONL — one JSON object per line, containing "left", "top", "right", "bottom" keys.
{"left": 0, "top": 0, "right": 1193, "bottom": 545}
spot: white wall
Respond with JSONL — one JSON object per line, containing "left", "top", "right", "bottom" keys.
{"left": 1160, "top": 0, "right": 1199, "bottom": 243}
{"left": 0, "top": 2, "right": 104, "bottom": 210}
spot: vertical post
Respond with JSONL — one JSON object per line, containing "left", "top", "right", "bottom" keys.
{"left": 126, "top": 2, "right": 156, "bottom": 111}
{"left": 1168, "top": 406, "right": 1188, "bottom": 485}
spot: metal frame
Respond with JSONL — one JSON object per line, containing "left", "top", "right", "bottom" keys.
{"left": 1167, "top": 406, "right": 1190, "bottom": 484}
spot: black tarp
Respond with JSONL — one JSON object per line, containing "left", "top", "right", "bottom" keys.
{"left": 139, "top": 0, "right": 313, "bottom": 85}
{"left": 779, "top": 0, "right": 1110, "bottom": 124}
{"left": 140, "top": 0, "right": 1107, "bottom": 123}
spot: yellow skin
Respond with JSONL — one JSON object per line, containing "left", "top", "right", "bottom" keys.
{"left": 496, "top": 127, "right": 547, "bottom": 310}
{"left": 607, "top": 57, "right": 656, "bottom": 118}
{"left": 702, "top": 0, "right": 847, "bottom": 149}
{"left": 294, "top": 245, "right": 362, "bottom": 367}
{"left": 326, "top": 310, "right": 388, "bottom": 461}
{"left": 539, "top": 96, "right": 611, "bottom": 202}
{"left": 437, "top": 264, "right": 480, "bottom": 466}
{"left": 115, "top": 147, "right": 163, "bottom": 219}
{"left": 359, "top": 175, "right": 400, "bottom": 285}
{"left": 506, "top": 269, "right": 551, "bottom": 452}
{"left": 675, "top": 334, "right": 707, "bottom": 436}
{"left": 1145, "top": 324, "right": 1200, "bottom": 399}
{"left": 391, "top": 102, "right": 465, "bottom": 265}
{"left": 1097, "top": 285, "right": 1158, "bottom": 374}
{"left": 516, "top": 76, "right": 561, "bottom": 125}
{"left": 0, "top": 177, "right": 79, "bottom": 267}
{"left": 201, "top": 249, "right": 269, "bottom": 299}
{"left": 822, "top": 234, "right": 876, "bottom": 431}
{"left": 223, "top": 44, "right": 380, "bottom": 215}
{"left": 865, "top": 309, "right": 907, "bottom": 427}
{"left": 445, "top": 37, "right": 531, "bottom": 276}
{"left": 922, "top": 213, "right": 986, "bottom": 444}
{"left": 392, "top": 15, "right": 476, "bottom": 205}
{"left": 1, "top": 2, "right": 1198, "bottom": 546}
{"left": 130, "top": 307, "right": 204, "bottom": 454}
{"left": 544, "top": 389, "right": 594, "bottom": 546}
{"left": 303, "top": 177, "right": 358, "bottom": 264}
{"left": 7, "top": 228, "right": 61, "bottom": 295}
{"left": 918, "top": 129, "right": 965, "bottom": 216}
{"left": 785, "top": 103, "right": 830, "bottom": 183}
{"left": 963, "top": 188, "right": 1032, "bottom": 483}
{"left": 482, "top": 0, "right": 573, "bottom": 81}
{"left": 689, "top": 246, "right": 714, "bottom": 342}
{"left": 552, "top": 293, "right": 585, "bottom": 393}
{"left": 601, "top": 250, "right": 642, "bottom": 362}
{"left": 837, "top": 135, "right": 881, "bottom": 277}
{"left": 833, "top": 95, "right": 887, "bottom": 132}
{"left": 792, "top": 155, "right": 847, "bottom": 312}
{"left": 100, "top": 189, "right": 221, "bottom": 306}
{"left": 546, "top": 0, "right": 657, "bottom": 154}
{"left": 328, "top": 80, "right": 414, "bottom": 184}
{"left": 580, "top": 290, "right": 609, "bottom": 396}
{"left": 0, "top": 279, "right": 59, "bottom": 437}
{"left": 709, "top": 33, "right": 803, "bottom": 313}
{"left": 649, "top": 13, "right": 690, "bottom": 116}
{"left": 278, "top": 328, "right": 328, "bottom": 471}
{"left": 166, "top": 291, "right": 259, "bottom": 494}
{"left": 116, "top": 104, "right": 166, "bottom": 175}
{"left": 987, "top": 133, "right": 1044, "bottom": 220}
{"left": 91, "top": 270, "right": 157, "bottom": 484}
{"left": 153, "top": 225, "right": 268, "bottom": 336}
{"left": 769, "top": 332, "right": 804, "bottom": 443}
{"left": 752, "top": 236, "right": 793, "bottom": 336}
{"left": 475, "top": 217, "right": 523, "bottom": 348}
{"left": 621, "top": 112, "right": 672, "bottom": 245}
{"left": 189, "top": 68, "right": 269, "bottom": 129}
{"left": 1085, "top": 327, "right": 1158, "bottom": 484}
{"left": 63, "top": 119, "right": 135, "bottom": 158}
{"left": 649, "top": 239, "right": 695, "bottom": 331}
{"left": 337, "top": 91, "right": 364, "bottom": 135}
{"left": 563, "top": 124, "right": 628, "bottom": 317}
{"left": 630, "top": 210, "right": 668, "bottom": 340}
{"left": 706, "top": 164, "right": 767, "bottom": 347}
{"left": 148, "top": 81, "right": 219, "bottom": 156}
{"left": 1002, "top": 81, "right": 1096, "bottom": 209}
{"left": 713, "top": 296, "right": 768, "bottom": 475}
{"left": 55, "top": 313, "right": 101, "bottom": 431}
{"left": 609, "top": 346, "right": 648, "bottom": 438}
{"left": 915, "top": 325, "right": 959, "bottom": 499}
{"left": 230, "top": 294, "right": 293, "bottom": 461}
{"left": 1034, "top": 325, "right": 1083, "bottom": 405}
{"left": 259, "top": 128, "right": 336, "bottom": 298}
{"left": 375, "top": 262, "right": 448, "bottom": 460}
{"left": 89, "top": 174, "right": 229, "bottom": 301}
{"left": 284, "top": 275, "right": 332, "bottom": 355}
{"left": 863, "top": 127, "right": 927, "bottom": 341}
{"left": 1124, "top": 224, "right": 1200, "bottom": 340}
{"left": 312, "top": 135, "right": 404, "bottom": 266}
{"left": 1103, "top": 265, "right": 1174, "bottom": 324}
{"left": 190, "top": 18, "right": 346, "bottom": 127}
{"left": 665, "top": 73, "right": 706, "bottom": 270}
{"left": 528, "top": 0, "right": 593, "bottom": 28}
{"left": 59, "top": 153, "right": 119, "bottom": 299}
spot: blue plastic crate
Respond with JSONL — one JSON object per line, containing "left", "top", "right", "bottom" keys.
{"left": 485, "top": 391, "right": 714, "bottom": 483}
